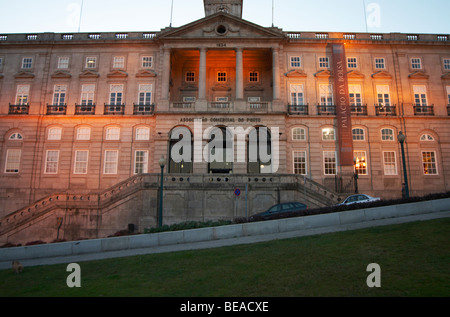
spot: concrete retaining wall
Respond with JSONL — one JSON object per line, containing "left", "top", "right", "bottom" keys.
{"left": 1, "top": 198, "right": 449, "bottom": 262}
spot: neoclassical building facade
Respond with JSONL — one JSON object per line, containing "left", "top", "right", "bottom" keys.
{"left": 0, "top": 0, "right": 449, "bottom": 243}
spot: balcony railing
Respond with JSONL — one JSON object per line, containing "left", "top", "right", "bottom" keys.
{"left": 210, "top": 102, "right": 231, "bottom": 109}
{"left": 288, "top": 104, "right": 308, "bottom": 115}
{"left": 172, "top": 102, "right": 194, "bottom": 109}
{"left": 9, "top": 104, "right": 29, "bottom": 114}
{"left": 46, "top": 104, "right": 67, "bottom": 115}
{"left": 375, "top": 104, "right": 397, "bottom": 116}
{"left": 104, "top": 104, "right": 125, "bottom": 115}
{"left": 413, "top": 104, "right": 434, "bottom": 116}
{"left": 75, "top": 104, "right": 96, "bottom": 115}
{"left": 249, "top": 102, "right": 269, "bottom": 112}
{"left": 350, "top": 105, "right": 368, "bottom": 116}
{"left": 317, "top": 104, "right": 336, "bottom": 115}
{"left": 133, "top": 104, "right": 155, "bottom": 115}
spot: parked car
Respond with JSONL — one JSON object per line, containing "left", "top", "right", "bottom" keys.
{"left": 338, "top": 194, "right": 381, "bottom": 206}
{"left": 250, "top": 202, "right": 307, "bottom": 221}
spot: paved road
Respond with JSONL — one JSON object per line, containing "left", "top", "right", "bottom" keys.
{"left": 1, "top": 211, "right": 449, "bottom": 271}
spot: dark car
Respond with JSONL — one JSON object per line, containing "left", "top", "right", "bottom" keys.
{"left": 338, "top": 194, "right": 381, "bottom": 206}
{"left": 250, "top": 202, "right": 307, "bottom": 221}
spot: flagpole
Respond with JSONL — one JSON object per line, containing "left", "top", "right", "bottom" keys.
{"left": 170, "top": 0, "right": 174, "bottom": 27}
{"left": 78, "top": 0, "right": 84, "bottom": 33}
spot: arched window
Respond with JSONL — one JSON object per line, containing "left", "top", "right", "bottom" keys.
{"left": 381, "top": 128, "right": 394, "bottom": 141}
{"left": 292, "top": 127, "right": 306, "bottom": 141}
{"left": 248, "top": 127, "right": 272, "bottom": 174}
{"left": 207, "top": 127, "right": 233, "bottom": 174}
{"left": 322, "top": 127, "right": 335, "bottom": 141}
{"left": 9, "top": 133, "right": 23, "bottom": 140}
{"left": 169, "top": 126, "right": 193, "bottom": 174}
{"left": 420, "top": 134, "right": 434, "bottom": 141}
{"left": 352, "top": 128, "right": 365, "bottom": 141}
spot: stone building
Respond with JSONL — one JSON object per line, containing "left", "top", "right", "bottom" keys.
{"left": 0, "top": 0, "right": 449, "bottom": 243}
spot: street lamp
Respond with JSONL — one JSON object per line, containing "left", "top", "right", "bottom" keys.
{"left": 158, "top": 156, "right": 166, "bottom": 228}
{"left": 398, "top": 131, "right": 409, "bottom": 199}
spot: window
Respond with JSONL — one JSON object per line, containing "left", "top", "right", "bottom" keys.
{"left": 381, "top": 128, "right": 394, "bottom": 141}
{"left": 106, "top": 127, "right": 120, "bottom": 140}
{"left": 375, "top": 58, "right": 385, "bottom": 69}
{"left": 136, "top": 127, "right": 150, "bottom": 141}
{"left": 109, "top": 84, "right": 124, "bottom": 105}
{"left": 444, "top": 59, "right": 450, "bottom": 71}
{"left": 185, "top": 71, "right": 195, "bottom": 82}
{"left": 0, "top": 57, "right": 3, "bottom": 71}
{"left": 5, "top": 149, "right": 21, "bottom": 173}
{"left": 349, "top": 85, "right": 362, "bottom": 107}
{"left": 217, "top": 71, "right": 227, "bottom": 82}
{"left": 134, "top": 150, "right": 148, "bottom": 174}
{"left": 85, "top": 57, "right": 97, "bottom": 69}
{"left": 319, "top": 57, "right": 329, "bottom": 68}
{"left": 48, "top": 127, "right": 62, "bottom": 140}
{"left": 57, "top": 57, "right": 70, "bottom": 69}
{"left": 352, "top": 128, "right": 365, "bottom": 141}
{"left": 319, "top": 84, "right": 333, "bottom": 105}
{"left": 53, "top": 85, "right": 67, "bottom": 105}
{"left": 376, "top": 85, "right": 391, "bottom": 107}
{"left": 142, "top": 56, "right": 153, "bottom": 68}
{"left": 21, "top": 57, "right": 33, "bottom": 69}
{"left": 292, "top": 127, "right": 306, "bottom": 140}
{"left": 420, "top": 134, "right": 434, "bottom": 141}
{"left": 290, "top": 56, "right": 301, "bottom": 68}
{"left": 422, "top": 151, "right": 437, "bottom": 175}
{"left": 290, "top": 84, "right": 304, "bottom": 105}
{"left": 347, "top": 57, "right": 357, "bottom": 69}
{"left": 9, "top": 133, "right": 23, "bottom": 140}
{"left": 44, "top": 150, "right": 59, "bottom": 174}
{"left": 74, "top": 150, "right": 89, "bottom": 174}
{"left": 383, "top": 151, "right": 397, "bottom": 175}
{"left": 354, "top": 151, "right": 367, "bottom": 175}
{"left": 293, "top": 151, "right": 307, "bottom": 175}
{"left": 138, "top": 84, "right": 152, "bottom": 105}
{"left": 322, "top": 128, "right": 335, "bottom": 140}
{"left": 249, "top": 71, "right": 259, "bottom": 82}
{"left": 15, "top": 85, "right": 30, "bottom": 105}
{"left": 80, "top": 84, "right": 95, "bottom": 105}
{"left": 113, "top": 56, "right": 125, "bottom": 69}
{"left": 324, "top": 151, "right": 336, "bottom": 175}
{"left": 447, "top": 86, "right": 450, "bottom": 105}
{"left": 76, "top": 127, "right": 91, "bottom": 140}
{"left": 104, "top": 150, "right": 118, "bottom": 174}
{"left": 413, "top": 85, "right": 428, "bottom": 106}
{"left": 411, "top": 58, "right": 422, "bottom": 69}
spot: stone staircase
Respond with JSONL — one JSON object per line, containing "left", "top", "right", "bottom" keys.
{"left": 0, "top": 174, "right": 343, "bottom": 244}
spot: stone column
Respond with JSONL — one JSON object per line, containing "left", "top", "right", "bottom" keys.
{"left": 272, "top": 48, "right": 280, "bottom": 100}
{"left": 161, "top": 48, "right": 171, "bottom": 111}
{"left": 235, "top": 47, "right": 244, "bottom": 100}
{"left": 198, "top": 48, "right": 207, "bottom": 100}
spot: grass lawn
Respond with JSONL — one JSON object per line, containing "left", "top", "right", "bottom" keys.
{"left": 0, "top": 218, "right": 449, "bottom": 297}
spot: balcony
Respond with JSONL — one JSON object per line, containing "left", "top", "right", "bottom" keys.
{"left": 172, "top": 102, "right": 194, "bottom": 110}
{"left": 104, "top": 104, "right": 125, "bottom": 115}
{"left": 317, "top": 104, "right": 336, "bottom": 115}
{"left": 375, "top": 104, "right": 397, "bottom": 116}
{"left": 9, "top": 104, "right": 29, "bottom": 115}
{"left": 413, "top": 104, "right": 434, "bottom": 116}
{"left": 209, "top": 102, "right": 232, "bottom": 111}
{"left": 46, "top": 104, "right": 67, "bottom": 115}
{"left": 350, "top": 105, "right": 368, "bottom": 116}
{"left": 133, "top": 104, "right": 155, "bottom": 115}
{"left": 75, "top": 104, "right": 96, "bottom": 115}
{"left": 249, "top": 102, "right": 269, "bottom": 112}
{"left": 287, "top": 104, "right": 308, "bottom": 115}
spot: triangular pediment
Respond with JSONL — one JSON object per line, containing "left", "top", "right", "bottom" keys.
{"left": 79, "top": 70, "right": 100, "bottom": 78}
{"left": 408, "top": 71, "right": 429, "bottom": 79}
{"left": 15, "top": 71, "right": 35, "bottom": 79}
{"left": 107, "top": 70, "right": 128, "bottom": 78}
{"left": 371, "top": 71, "right": 392, "bottom": 79}
{"left": 314, "top": 70, "right": 333, "bottom": 78}
{"left": 285, "top": 70, "right": 308, "bottom": 78}
{"left": 51, "top": 70, "right": 72, "bottom": 79}
{"left": 157, "top": 12, "right": 284, "bottom": 40}
{"left": 441, "top": 72, "right": 450, "bottom": 80}
{"left": 136, "top": 69, "right": 157, "bottom": 78}
{"left": 347, "top": 70, "right": 365, "bottom": 79}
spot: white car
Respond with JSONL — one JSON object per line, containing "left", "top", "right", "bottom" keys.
{"left": 338, "top": 194, "right": 381, "bottom": 206}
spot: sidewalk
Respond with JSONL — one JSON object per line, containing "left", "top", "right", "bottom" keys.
{"left": 1, "top": 210, "right": 448, "bottom": 270}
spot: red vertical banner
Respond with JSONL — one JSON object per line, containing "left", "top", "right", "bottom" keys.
{"left": 332, "top": 44, "right": 354, "bottom": 166}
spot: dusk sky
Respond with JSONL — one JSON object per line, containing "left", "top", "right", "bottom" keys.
{"left": 0, "top": 0, "right": 448, "bottom": 34}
